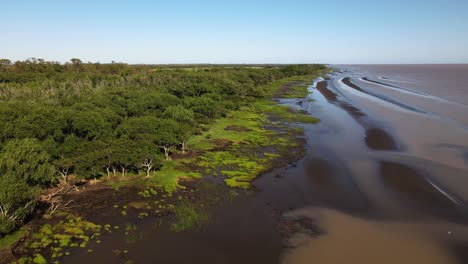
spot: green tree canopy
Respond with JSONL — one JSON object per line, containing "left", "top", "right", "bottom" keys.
{"left": 0, "top": 138, "right": 56, "bottom": 186}
{"left": 163, "top": 105, "right": 195, "bottom": 123}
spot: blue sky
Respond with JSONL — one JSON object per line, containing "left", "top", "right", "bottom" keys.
{"left": 2, "top": 0, "right": 468, "bottom": 64}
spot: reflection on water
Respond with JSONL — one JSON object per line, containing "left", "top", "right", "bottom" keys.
{"left": 365, "top": 128, "right": 397, "bottom": 150}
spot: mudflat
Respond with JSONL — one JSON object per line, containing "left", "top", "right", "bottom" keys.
{"left": 279, "top": 65, "right": 468, "bottom": 264}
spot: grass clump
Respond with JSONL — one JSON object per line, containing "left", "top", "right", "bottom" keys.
{"left": 0, "top": 228, "right": 26, "bottom": 250}
{"left": 170, "top": 203, "right": 210, "bottom": 232}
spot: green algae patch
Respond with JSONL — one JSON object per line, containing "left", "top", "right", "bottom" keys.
{"left": 15, "top": 212, "right": 101, "bottom": 263}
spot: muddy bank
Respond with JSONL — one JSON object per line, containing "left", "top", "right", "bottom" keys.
{"left": 316, "top": 80, "right": 399, "bottom": 151}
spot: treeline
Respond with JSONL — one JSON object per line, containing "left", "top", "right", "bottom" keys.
{"left": 0, "top": 58, "right": 326, "bottom": 236}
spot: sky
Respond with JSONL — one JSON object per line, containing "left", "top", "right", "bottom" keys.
{"left": 2, "top": 0, "right": 468, "bottom": 64}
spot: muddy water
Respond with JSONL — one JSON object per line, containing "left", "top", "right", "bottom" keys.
{"left": 279, "top": 65, "right": 468, "bottom": 264}
{"left": 65, "top": 65, "right": 468, "bottom": 264}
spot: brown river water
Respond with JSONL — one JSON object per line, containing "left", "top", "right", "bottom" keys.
{"left": 65, "top": 65, "right": 468, "bottom": 264}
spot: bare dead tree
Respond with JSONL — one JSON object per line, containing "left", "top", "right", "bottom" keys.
{"left": 40, "top": 183, "right": 78, "bottom": 215}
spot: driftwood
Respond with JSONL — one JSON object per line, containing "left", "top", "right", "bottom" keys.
{"left": 40, "top": 183, "right": 79, "bottom": 215}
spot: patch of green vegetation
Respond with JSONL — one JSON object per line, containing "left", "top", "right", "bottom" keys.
{"left": 106, "top": 160, "right": 201, "bottom": 194}
{"left": 33, "top": 254, "right": 47, "bottom": 264}
{"left": 19, "top": 212, "right": 101, "bottom": 262}
{"left": 149, "top": 160, "right": 202, "bottom": 193}
{"left": 0, "top": 228, "right": 26, "bottom": 249}
{"left": 295, "top": 114, "right": 320, "bottom": 123}
{"left": 189, "top": 100, "right": 311, "bottom": 189}
{"left": 282, "top": 84, "right": 310, "bottom": 98}
{"left": 138, "top": 212, "right": 149, "bottom": 219}
{"left": 254, "top": 100, "right": 320, "bottom": 123}
{"left": 187, "top": 138, "right": 217, "bottom": 151}
{"left": 199, "top": 150, "right": 268, "bottom": 189}
{"left": 227, "top": 190, "right": 239, "bottom": 203}
{"left": 187, "top": 107, "right": 270, "bottom": 152}
{"left": 262, "top": 74, "right": 319, "bottom": 98}
{"left": 170, "top": 203, "right": 210, "bottom": 232}
{"left": 105, "top": 174, "right": 146, "bottom": 190}
{"left": 137, "top": 187, "right": 158, "bottom": 198}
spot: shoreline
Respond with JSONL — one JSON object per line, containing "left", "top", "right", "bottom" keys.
{"left": 1, "top": 76, "right": 321, "bottom": 263}
{"left": 6, "top": 64, "right": 468, "bottom": 264}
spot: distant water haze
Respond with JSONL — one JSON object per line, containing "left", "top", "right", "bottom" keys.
{"left": 340, "top": 65, "right": 468, "bottom": 105}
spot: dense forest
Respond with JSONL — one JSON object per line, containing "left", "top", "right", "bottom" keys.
{"left": 0, "top": 58, "right": 325, "bottom": 239}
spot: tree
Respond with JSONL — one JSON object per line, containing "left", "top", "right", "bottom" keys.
{"left": 72, "top": 151, "right": 103, "bottom": 181}
{"left": 53, "top": 155, "right": 75, "bottom": 184}
{"left": 183, "top": 96, "right": 221, "bottom": 118}
{"left": 177, "top": 123, "right": 194, "bottom": 154}
{"left": 52, "top": 135, "right": 81, "bottom": 182}
{"left": 0, "top": 59, "right": 11, "bottom": 72}
{"left": 68, "top": 139, "right": 108, "bottom": 180}
{"left": 154, "top": 119, "right": 182, "bottom": 160}
{"left": 66, "top": 110, "right": 111, "bottom": 140}
{"left": 0, "top": 138, "right": 53, "bottom": 235}
{"left": 134, "top": 144, "right": 162, "bottom": 177}
{"left": 70, "top": 58, "right": 82, "bottom": 67}
{"left": 111, "top": 138, "right": 138, "bottom": 178}
{"left": 0, "top": 177, "right": 37, "bottom": 236}
{"left": 0, "top": 138, "right": 56, "bottom": 186}
{"left": 163, "top": 105, "right": 195, "bottom": 124}
{"left": 0, "top": 59, "right": 11, "bottom": 66}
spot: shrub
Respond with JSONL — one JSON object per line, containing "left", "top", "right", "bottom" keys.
{"left": 0, "top": 216, "right": 17, "bottom": 237}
